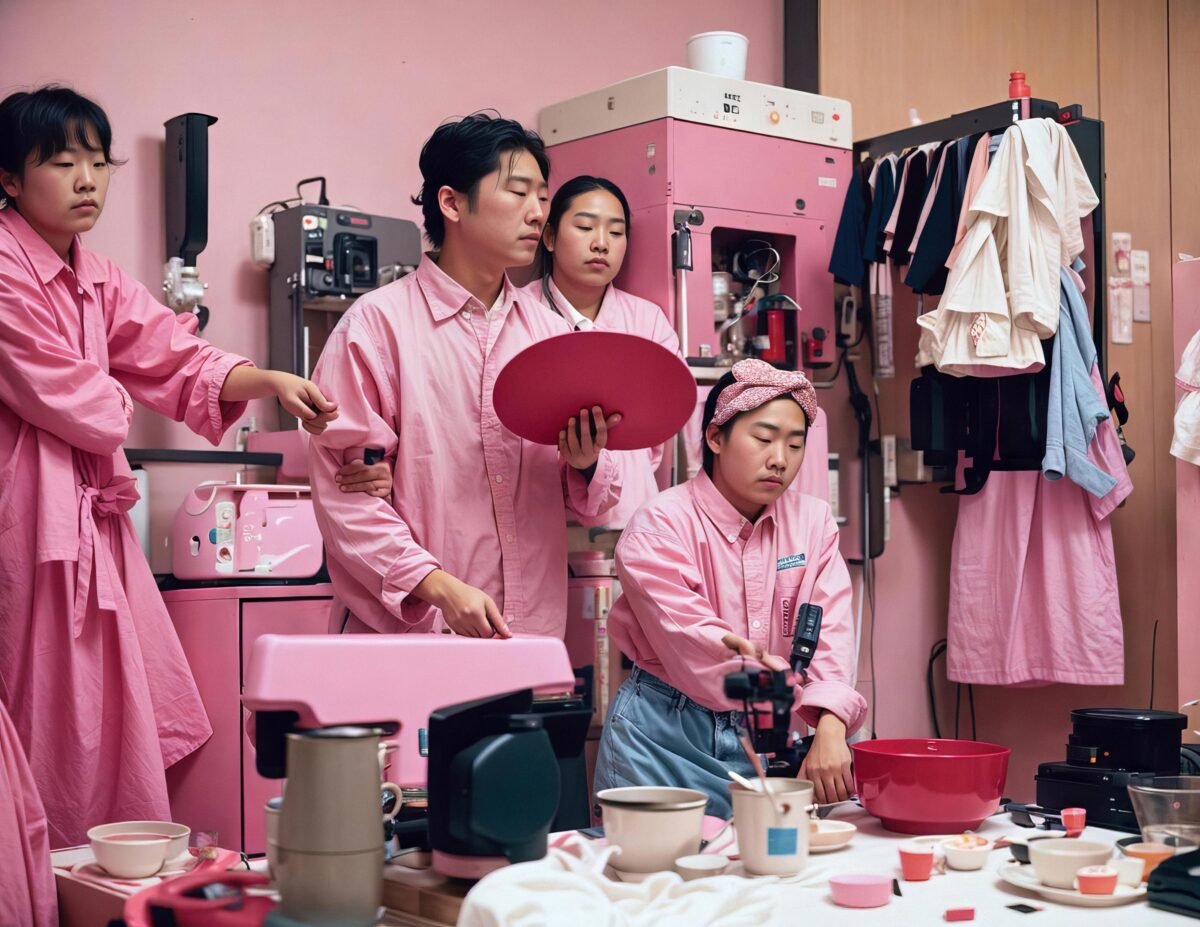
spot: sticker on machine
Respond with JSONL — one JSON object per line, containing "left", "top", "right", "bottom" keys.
{"left": 818, "top": 177, "right": 838, "bottom": 188}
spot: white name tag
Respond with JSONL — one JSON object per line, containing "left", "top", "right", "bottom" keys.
{"left": 777, "top": 553, "right": 807, "bottom": 571}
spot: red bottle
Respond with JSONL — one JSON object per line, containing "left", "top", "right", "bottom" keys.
{"left": 1008, "top": 71, "right": 1031, "bottom": 99}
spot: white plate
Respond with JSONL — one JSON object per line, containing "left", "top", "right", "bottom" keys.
{"left": 998, "top": 862, "right": 1147, "bottom": 907}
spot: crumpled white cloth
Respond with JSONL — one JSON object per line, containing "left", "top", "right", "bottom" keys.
{"left": 457, "top": 836, "right": 824, "bottom": 927}
{"left": 1172, "top": 328, "right": 1200, "bottom": 465}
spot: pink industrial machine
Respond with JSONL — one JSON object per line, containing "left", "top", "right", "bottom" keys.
{"left": 539, "top": 67, "right": 853, "bottom": 369}
{"left": 242, "top": 634, "right": 589, "bottom": 877}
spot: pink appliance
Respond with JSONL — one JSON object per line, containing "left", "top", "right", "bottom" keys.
{"left": 539, "top": 68, "right": 852, "bottom": 364}
{"left": 242, "top": 634, "right": 576, "bottom": 789}
{"left": 243, "top": 635, "right": 584, "bottom": 877}
{"left": 171, "top": 482, "right": 322, "bottom": 580}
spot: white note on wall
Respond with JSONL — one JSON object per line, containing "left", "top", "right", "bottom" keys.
{"left": 1131, "top": 250, "right": 1151, "bottom": 323}
{"left": 1109, "top": 277, "right": 1134, "bottom": 344}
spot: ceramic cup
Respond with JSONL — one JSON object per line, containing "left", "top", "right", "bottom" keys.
{"left": 1061, "top": 807, "right": 1087, "bottom": 837}
{"left": 597, "top": 787, "right": 707, "bottom": 874}
{"left": 1028, "top": 839, "right": 1112, "bottom": 889}
{"left": 1115, "top": 856, "right": 1145, "bottom": 886}
{"left": 728, "top": 778, "right": 814, "bottom": 876}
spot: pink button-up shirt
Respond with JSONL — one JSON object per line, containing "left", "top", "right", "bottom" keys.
{"left": 308, "top": 256, "right": 621, "bottom": 637}
{"left": 523, "top": 277, "right": 680, "bottom": 529}
{"left": 608, "top": 470, "right": 867, "bottom": 731}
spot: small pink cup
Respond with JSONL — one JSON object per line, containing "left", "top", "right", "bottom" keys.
{"left": 1061, "top": 807, "right": 1086, "bottom": 837}
{"left": 829, "top": 873, "right": 892, "bottom": 908}
{"left": 1076, "top": 864, "right": 1118, "bottom": 895}
{"left": 898, "top": 842, "right": 935, "bottom": 881}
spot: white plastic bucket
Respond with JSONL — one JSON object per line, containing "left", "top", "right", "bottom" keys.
{"left": 686, "top": 31, "right": 749, "bottom": 80}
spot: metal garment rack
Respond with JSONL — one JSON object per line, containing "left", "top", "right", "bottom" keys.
{"left": 853, "top": 97, "right": 1108, "bottom": 372}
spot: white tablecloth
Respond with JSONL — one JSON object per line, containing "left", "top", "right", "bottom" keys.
{"left": 458, "top": 806, "right": 1183, "bottom": 926}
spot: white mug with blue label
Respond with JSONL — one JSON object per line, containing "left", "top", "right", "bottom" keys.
{"left": 729, "top": 778, "right": 815, "bottom": 876}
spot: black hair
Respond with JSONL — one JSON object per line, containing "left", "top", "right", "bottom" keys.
{"left": 536, "top": 175, "right": 631, "bottom": 317}
{"left": 700, "top": 371, "right": 810, "bottom": 477}
{"left": 410, "top": 111, "right": 550, "bottom": 248}
{"left": 0, "top": 86, "right": 122, "bottom": 190}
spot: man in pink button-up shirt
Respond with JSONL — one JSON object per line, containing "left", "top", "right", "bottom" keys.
{"left": 595, "top": 361, "right": 866, "bottom": 812}
{"left": 308, "top": 115, "right": 622, "bottom": 639}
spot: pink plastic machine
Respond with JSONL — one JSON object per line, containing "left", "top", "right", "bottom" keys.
{"left": 172, "top": 482, "right": 323, "bottom": 580}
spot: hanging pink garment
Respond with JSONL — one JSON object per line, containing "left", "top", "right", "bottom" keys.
{"left": 946, "top": 367, "right": 1131, "bottom": 686}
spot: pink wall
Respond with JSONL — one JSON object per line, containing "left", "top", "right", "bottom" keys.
{"left": 2, "top": 0, "right": 783, "bottom": 569}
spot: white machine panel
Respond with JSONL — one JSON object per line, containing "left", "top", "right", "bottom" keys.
{"left": 539, "top": 67, "right": 852, "bottom": 149}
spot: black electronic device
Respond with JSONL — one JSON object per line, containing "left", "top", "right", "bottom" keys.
{"left": 1035, "top": 708, "right": 1187, "bottom": 833}
{"left": 163, "top": 113, "right": 216, "bottom": 265}
{"left": 425, "top": 690, "right": 562, "bottom": 866}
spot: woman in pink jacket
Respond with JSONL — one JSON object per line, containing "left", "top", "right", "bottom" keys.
{"left": 594, "top": 360, "right": 867, "bottom": 815}
{"left": 524, "top": 176, "right": 680, "bottom": 529}
{"left": 0, "top": 86, "right": 342, "bottom": 847}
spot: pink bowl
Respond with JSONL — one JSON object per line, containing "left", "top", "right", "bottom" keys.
{"left": 829, "top": 873, "right": 892, "bottom": 908}
{"left": 852, "top": 738, "right": 1011, "bottom": 835}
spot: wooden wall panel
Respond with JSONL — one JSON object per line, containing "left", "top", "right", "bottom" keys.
{"left": 819, "top": 0, "right": 1181, "bottom": 796}
{"left": 819, "top": 0, "right": 1099, "bottom": 139}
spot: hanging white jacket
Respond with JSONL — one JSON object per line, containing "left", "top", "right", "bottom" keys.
{"left": 917, "top": 118, "right": 1099, "bottom": 377}
{"left": 1172, "top": 328, "right": 1200, "bottom": 466}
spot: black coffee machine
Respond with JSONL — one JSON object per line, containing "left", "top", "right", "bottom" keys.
{"left": 1035, "top": 708, "right": 1188, "bottom": 833}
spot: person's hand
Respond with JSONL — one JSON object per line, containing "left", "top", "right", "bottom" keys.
{"left": 270, "top": 372, "right": 338, "bottom": 435}
{"left": 413, "top": 569, "right": 512, "bottom": 639}
{"left": 558, "top": 406, "right": 621, "bottom": 471}
{"left": 721, "top": 632, "right": 790, "bottom": 671}
{"left": 335, "top": 460, "right": 392, "bottom": 497}
{"left": 799, "top": 713, "right": 854, "bottom": 804}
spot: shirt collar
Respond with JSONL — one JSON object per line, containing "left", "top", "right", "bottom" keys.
{"left": 0, "top": 206, "right": 107, "bottom": 297}
{"left": 690, "top": 469, "right": 775, "bottom": 543}
{"left": 415, "top": 252, "right": 517, "bottom": 322}
{"left": 545, "top": 275, "right": 611, "bottom": 331}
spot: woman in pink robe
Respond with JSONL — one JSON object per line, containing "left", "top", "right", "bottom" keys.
{"left": 0, "top": 86, "right": 341, "bottom": 847}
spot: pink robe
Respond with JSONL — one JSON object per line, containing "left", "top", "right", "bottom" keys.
{"left": 0, "top": 207, "right": 249, "bottom": 847}
{"left": 522, "top": 277, "right": 679, "bottom": 529}
{"left": 0, "top": 699, "right": 56, "bottom": 927}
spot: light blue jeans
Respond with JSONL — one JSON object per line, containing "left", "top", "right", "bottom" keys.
{"left": 593, "top": 666, "right": 754, "bottom": 819}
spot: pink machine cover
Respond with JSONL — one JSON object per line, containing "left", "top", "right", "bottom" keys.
{"left": 242, "top": 635, "right": 576, "bottom": 788}
{"left": 492, "top": 331, "right": 694, "bottom": 450}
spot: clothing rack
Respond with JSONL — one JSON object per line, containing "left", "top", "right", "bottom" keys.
{"left": 853, "top": 97, "right": 1107, "bottom": 370}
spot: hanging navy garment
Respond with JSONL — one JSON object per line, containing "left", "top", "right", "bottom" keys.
{"left": 863, "top": 157, "right": 897, "bottom": 263}
{"left": 828, "top": 158, "right": 872, "bottom": 287}
{"left": 889, "top": 149, "right": 930, "bottom": 264}
{"left": 904, "top": 141, "right": 961, "bottom": 294}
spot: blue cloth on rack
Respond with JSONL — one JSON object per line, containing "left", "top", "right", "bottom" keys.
{"left": 1042, "top": 260, "right": 1117, "bottom": 497}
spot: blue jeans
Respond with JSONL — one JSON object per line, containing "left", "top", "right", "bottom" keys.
{"left": 593, "top": 666, "right": 754, "bottom": 819}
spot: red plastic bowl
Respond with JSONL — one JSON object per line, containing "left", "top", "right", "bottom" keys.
{"left": 852, "top": 738, "right": 1011, "bottom": 835}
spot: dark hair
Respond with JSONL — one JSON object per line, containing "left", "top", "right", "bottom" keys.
{"left": 700, "top": 371, "right": 809, "bottom": 477}
{"left": 410, "top": 112, "right": 549, "bottom": 248}
{"left": 0, "top": 86, "right": 122, "bottom": 185}
{"left": 537, "top": 175, "right": 631, "bottom": 316}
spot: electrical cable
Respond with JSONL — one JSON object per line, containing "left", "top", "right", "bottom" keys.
{"left": 1149, "top": 618, "right": 1160, "bottom": 709}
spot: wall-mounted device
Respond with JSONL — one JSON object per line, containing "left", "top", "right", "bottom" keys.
{"left": 162, "top": 113, "right": 217, "bottom": 331}
{"left": 266, "top": 204, "right": 421, "bottom": 426}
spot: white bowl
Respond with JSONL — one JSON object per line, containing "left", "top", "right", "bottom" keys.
{"left": 810, "top": 819, "right": 857, "bottom": 851}
{"left": 87, "top": 825, "right": 172, "bottom": 878}
{"left": 1029, "top": 838, "right": 1113, "bottom": 889}
{"left": 597, "top": 787, "right": 707, "bottom": 874}
{"left": 88, "top": 820, "right": 191, "bottom": 863}
{"left": 674, "top": 853, "right": 730, "bottom": 880}
{"left": 941, "top": 835, "right": 993, "bottom": 870}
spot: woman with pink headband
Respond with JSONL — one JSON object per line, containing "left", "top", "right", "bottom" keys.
{"left": 594, "top": 359, "right": 867, "bottom": 816}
